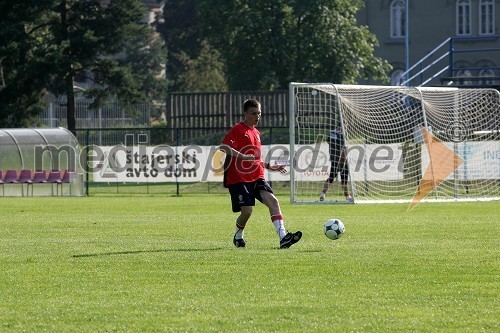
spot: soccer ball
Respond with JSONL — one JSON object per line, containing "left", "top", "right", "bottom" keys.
{"left": 324, "top": 219, "right": 345, "bottom": 240}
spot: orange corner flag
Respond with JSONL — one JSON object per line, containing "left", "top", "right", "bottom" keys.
{"left": 409, "top": 127, "right": 464, "bottom": 210}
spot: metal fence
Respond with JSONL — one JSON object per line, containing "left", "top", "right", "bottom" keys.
{"left": 40, "top": 95, "right": 152, "bottom": 128}
{"left": 41, "top": 91, "right": 291, "bottom": 195}
{"left": 77, "top": 126, "right": 290, "bottom": 196}
{"left": 40, "top": 90, "right": 289, "bottom": 132}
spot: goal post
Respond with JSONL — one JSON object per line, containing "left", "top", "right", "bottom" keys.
{"left": 289, "top": 83, "right": 500, "bottom": 204}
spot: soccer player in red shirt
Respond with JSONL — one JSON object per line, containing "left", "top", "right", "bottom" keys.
{"left": 220, "top": 99, "right": 302, "bottom": 249}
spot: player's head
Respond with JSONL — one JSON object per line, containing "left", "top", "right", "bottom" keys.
{"left": 243, "top": 99, "right": 261, "bottom": 127}
{"left": 243, "top": 99, "right": 261, "bottom": 112}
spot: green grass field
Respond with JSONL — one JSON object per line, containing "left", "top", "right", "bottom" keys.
{"left": 0, "top": 196, "right": 498, "bottom": 332}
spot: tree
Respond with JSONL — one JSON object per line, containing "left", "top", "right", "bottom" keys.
{"left": 158, "top": 0, "right": 227, "bottom": 92}
{"left": 175, "top": 40, "right": 228, "bottom": 92}
{"left": 0, "top": 0, "right": 167, "bottom": 134}
{"left": 199, "top": 0, "right": 391, "bottom": 90}
{"left": 0, "top": 1, "right": 54, "bottom": 127}
{"left": 158, "top": 0, "right": 201, "bottom": 91}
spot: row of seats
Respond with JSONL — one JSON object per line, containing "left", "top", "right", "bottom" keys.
{"left": 0, "top": 170, "right": 71, "bottom": 196}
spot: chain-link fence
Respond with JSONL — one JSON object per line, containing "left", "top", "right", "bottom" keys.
{"left": 76, "top": 127, "right": 290, "bottom": 196}
{"left": 40, "top": 96, "right": 152, "bottom": 128}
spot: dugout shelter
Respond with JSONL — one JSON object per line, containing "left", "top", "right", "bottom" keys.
{"left": 0, "top": 128, "right": 84, "bottom": 196}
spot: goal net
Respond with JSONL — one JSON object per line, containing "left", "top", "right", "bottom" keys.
{"left": 289, "top": 83, "right": 500, "bottom": 204}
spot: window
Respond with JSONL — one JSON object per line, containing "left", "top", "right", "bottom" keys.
{"left": 390, "top": 0, "right": 406, "bottom": 38}
{"left": 480, "top": 0, "right": 495, "bottom": 35}
{"left": 390, "top": 70, "right": 405, "bottom": 86}
{"left": 456, "top": 0, "right": 471, "bottom": 35}
{"left": 479, "top": 68, "right": 495, "bottom": 85}
{"left": 456, "top": 69, "right": 473, "bottom": 85}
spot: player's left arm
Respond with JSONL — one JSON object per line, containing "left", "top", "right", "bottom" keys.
{"left": 263, "top": 162, "right": 287, "bottom": 174}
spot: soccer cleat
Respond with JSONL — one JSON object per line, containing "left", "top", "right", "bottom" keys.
{"left": 319, "top": 194, "right": 325, "bottom": 201}
{"left": 346, "top": 195, "right": 354, "bottom": 203}
{"left": 279, "top": 231, "right": 302, "bottom": 249}
{"left": 233, "top": 235, "right": 247, "bottom": 248}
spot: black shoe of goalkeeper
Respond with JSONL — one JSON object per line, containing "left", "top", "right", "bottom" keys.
{"left": 233, "top": 236, "right": 246, "bottom": 248}
{"left": 280, "top": 231, "right": 302, "bottom": 249}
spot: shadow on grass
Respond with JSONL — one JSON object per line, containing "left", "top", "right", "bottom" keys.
{"left": 73, "top": 247, "right": 224, "bottom": 258}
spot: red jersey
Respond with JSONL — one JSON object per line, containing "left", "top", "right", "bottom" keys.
{"left": 221, "top": 121, "right": 264, "bottom": 187}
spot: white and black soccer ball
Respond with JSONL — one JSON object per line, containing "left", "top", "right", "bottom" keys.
{"left": 324, "top": 219, "right": 345, "bottom": 240}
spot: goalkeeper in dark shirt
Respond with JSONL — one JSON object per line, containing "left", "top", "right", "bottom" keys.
{"left": 319, "top": 129, "right": 353, "bottom": 202}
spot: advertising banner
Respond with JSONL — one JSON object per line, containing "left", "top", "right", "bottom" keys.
{"left": 91, "top": 143, "right": 408, "bottom": 183}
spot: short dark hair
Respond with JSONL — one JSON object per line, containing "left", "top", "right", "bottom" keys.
{"left": 243, "top": 99, "right": 260, "bottom": 112}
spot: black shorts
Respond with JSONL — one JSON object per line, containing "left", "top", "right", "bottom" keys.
{"left": 228, "top": 179, "right": 274, "bottom": 212}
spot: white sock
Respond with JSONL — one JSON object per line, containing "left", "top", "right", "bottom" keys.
{"left": 271, "top": 214, "right": 287, "bottom": 240}
{"left": 235, "top": 223, "right": 244, "bottom": 240}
